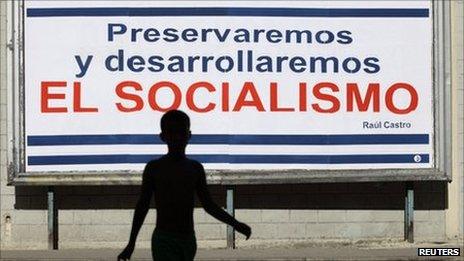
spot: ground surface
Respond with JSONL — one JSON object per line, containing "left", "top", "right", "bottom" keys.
{"left": 0, "top": 241, "right": 462, "bottom": 260}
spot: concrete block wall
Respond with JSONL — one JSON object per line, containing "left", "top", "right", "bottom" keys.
{"left": 450, "top": 0, "right": 464, "bottom": 241}
{"left": 1, "top": 182, "right": 450, "bottom": 249}
{"left": 0, "top": 1, "right": 462, "bottom": 250}
{"left": 234, "top": 183, "right": 448, "bottom": 245}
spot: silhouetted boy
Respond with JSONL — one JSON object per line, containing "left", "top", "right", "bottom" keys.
{"left": 118, "top": 110, "right": 251, "bottom": 261}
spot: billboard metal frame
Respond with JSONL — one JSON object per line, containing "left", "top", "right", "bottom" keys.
{"left": 6, "top": 0, "right": 452, "bottom": 186}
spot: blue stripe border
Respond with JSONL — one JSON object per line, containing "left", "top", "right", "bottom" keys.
{"left": 26, "top": 7, "right": 429, "bottom": 18}
{"left": 27, "top": 154, "right": 430, "bottom": 165}
{"left": 27, "top": 134, "right": 429, "bottom": 146}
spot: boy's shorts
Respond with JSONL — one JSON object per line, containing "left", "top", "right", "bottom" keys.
{"left": 152, "top": 228, "right": 197, "bottom": 261}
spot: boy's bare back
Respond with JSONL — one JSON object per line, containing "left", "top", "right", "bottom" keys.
{"left": 143, "top": 155, "right": 208, "bottom": 234}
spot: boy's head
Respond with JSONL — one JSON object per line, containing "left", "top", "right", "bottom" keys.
{"left": 160, "top": 110, "right": 191, "bottom": 152}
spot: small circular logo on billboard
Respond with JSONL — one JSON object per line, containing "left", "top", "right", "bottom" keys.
{"left": 414, "top": 155, "right": 422, "bottom": 163}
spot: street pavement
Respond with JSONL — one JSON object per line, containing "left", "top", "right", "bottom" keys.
{"left": 0, "top": 242, "right": 462, "bottom": 260}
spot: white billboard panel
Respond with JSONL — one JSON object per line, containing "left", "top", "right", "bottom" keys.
{"left": 24, "top": 1, "right": 433, "bottom": 171}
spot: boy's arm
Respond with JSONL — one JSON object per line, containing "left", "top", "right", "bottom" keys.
{"left": 118, "top": 163, "right": 154, "bottom": 260}
{"left": 195, "top": 162, "right": 251, "bottom": 239}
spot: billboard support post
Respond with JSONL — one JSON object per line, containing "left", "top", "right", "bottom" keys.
{"left": 47, "top": 186, "right": 58, "bottom": 249}
{"left": 226, "top": 186, "right": 235, "bottom": 249}
{"left": 404, "top": 182, "right": 414, "bottom": 243}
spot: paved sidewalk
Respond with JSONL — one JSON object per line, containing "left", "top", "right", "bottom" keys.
{"left": 0, "top": 242, "right": 462, "bottom": 260}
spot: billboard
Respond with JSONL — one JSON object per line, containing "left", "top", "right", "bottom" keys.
{"left": 24, "top": 1, "right": 433, "bottom": 172}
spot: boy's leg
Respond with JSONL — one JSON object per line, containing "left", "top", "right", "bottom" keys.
{"left": 152, "top": 229, "right": 183, "bottom": 261}
{"left": 151, "top": 229, "right": 197, "bottom": 261}
{"left": 180, "top": 236, "right": 197, "bottom": 261}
